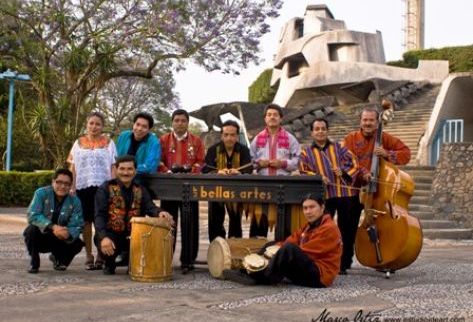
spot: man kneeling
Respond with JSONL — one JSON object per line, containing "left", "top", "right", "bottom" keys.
{"left": 24, "top": 168, "right": 84, "bottom": 273}
{"left": 94, "top": 155, "right": 173, "bottom": 275}
{"left": 224, "top": 194, "right": 342, "bottom": 288}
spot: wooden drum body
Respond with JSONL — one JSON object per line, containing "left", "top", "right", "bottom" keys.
{"left": 129, "top": 216, "right": 174, "bottom": 282}
{"left": 207, "top": 237, "right": 268, "bottom": 279}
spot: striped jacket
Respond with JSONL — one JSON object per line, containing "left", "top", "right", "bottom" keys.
{"left": 299, "top": 140, "right": 358, "bottom": 198}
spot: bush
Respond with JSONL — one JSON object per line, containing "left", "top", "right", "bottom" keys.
{"left": 0, "top": 171, "right": 54, "bottom": 206}
{"left": 387, "top": 45, "right": 473, "bottom": 72}
{"left": 248, "top": 68, "right": 278, "bottom": 104}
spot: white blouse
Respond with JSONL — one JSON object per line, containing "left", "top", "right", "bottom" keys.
{"left": 70, "top": 138, "right": 117, "bottom": 190}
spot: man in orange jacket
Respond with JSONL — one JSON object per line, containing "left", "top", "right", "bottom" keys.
{"left": 224, "top": 193, "right": 342, "bottom": 288}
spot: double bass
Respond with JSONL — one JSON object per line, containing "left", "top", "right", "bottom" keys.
{"left": 354, "top": 100, "right": 423, "bottom": 277}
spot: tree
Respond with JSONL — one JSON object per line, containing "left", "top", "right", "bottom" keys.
{"left": 0, "top": 0, "right": 282, "bottom": 166}
{"left": 96, "top": 61, "right": 179, "bottom": 138}
{"left": 248, "top": 68, "right": 278, "bottom": 104}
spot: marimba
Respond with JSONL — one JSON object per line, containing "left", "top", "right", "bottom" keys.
{"left": 141, "top": 174, "right": 324, "bottom": 267}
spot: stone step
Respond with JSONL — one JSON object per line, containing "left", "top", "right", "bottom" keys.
{"left": 411, "top": 176, "right": 433, "bottom": 184}
{"left": 412, "top": 182, "right": 433, "bottom": 191}
{"left": 401, "top": 166, "right": 435, "bottom": 171}
{"left": 411, "top": 195, "right": 431, "bottom": 204}
{"left": 410, "top": 211, "right": 434, "bottom": 220}
{"left": 422, "top": 228, "right": 473, "bottom": 240}
{"left": 409, "top": 204, "right": 433, "bottom": 212}
{"left": 412, "top": 190, "right": 431, "bottom": 197}
{"left": 420, "top": 220, "right": 457, "bottom": 229}
{"left": 407, "top": 172, "right": 435, "bottom": 177}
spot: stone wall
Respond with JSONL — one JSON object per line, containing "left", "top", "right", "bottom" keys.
{"left": 431, "top": 143, "right": 473, "bottom": 228}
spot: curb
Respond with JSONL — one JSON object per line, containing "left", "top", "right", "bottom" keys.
{"left": 0, "top": 215, "right": 27, "bottom": 225}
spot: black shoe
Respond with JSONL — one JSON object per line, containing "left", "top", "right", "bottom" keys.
{"left": 30, "top": 253, "right": 40, "bottom": 270}
{"left": 49, "top": 254, "right": 67, "bottom": 271}
{"left": 103, "top": 265, "right": 116, "bottom": 275}
{"left": 222, "top": 269, "right": 257, "bottom": 286}
{"left": 339, "top": 269, "right": 347, "bottom": 275}
{"left": 180, "top": 264, "right": 195, "bottom": 274}
{"left": 28, "top": 267, "right": 39, "bottom": 274}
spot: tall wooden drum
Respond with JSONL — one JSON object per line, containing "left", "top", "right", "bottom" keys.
{"left": 129, "top": 216, "right": 174, "bottom": 282}
{"left": 207, "top": 237, "right": 268, "bottom": 279}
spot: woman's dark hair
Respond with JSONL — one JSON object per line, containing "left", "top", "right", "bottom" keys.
{"left": 301, "top": 193, "right": 325, "bottom": 206}
{"left": 171, "top": 109, "right": 190, "bottom": 122}
{"left": 133, "top": 112, "right": 154, "bottom": 129}
{"left": 221, "top": 120, "right": 240, "bottom": 134}
{"left": 86, "top": 111, "right": 105, "bottom": 125}
{"left": 53, "top": 168, "right": 73, "bottom": 181}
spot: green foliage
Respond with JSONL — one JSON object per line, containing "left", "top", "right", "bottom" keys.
{"left": 0, "top": 171, "right": 53, "bottom": 206}
{"left": 248, "top": 69, "right": 278, "bottom": 104}
{"left": 387, "top": 45, "right": 473, "bottom": 72}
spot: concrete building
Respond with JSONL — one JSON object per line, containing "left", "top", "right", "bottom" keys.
{"left": 270, "top": 4, "right": 447, "bottom": 108}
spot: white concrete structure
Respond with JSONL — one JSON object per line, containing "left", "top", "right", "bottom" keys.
{"left": 404, "top": 0, "right": 425, "bottom": 51}
{"left": 417, "top": 73, "right": 473, "bottom": 165}
{"left": 271, "top": 4, "right": 448, "bottom": 107}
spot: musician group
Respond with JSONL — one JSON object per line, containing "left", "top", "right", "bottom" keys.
{"left": 23, "top": 102, "right": 410, "bottom": 288}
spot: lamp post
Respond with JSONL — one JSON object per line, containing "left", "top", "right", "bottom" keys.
{"left": 0, "top": 69, "right": 31, "bottom": 171}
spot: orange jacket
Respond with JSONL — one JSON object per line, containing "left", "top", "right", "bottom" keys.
{"left": 284, "top": 214, "right": 342, "bottom": 287}
{"left": 344, "top": 130, "right": 411, "bottom": 184}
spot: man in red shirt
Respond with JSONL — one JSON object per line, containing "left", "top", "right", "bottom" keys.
{"left": 159, "top": 109, "right": 205, "bottom": 272}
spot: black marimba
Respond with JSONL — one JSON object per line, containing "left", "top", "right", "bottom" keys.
{"left": 141, "top": 173, "right": 324, "bottom": 267}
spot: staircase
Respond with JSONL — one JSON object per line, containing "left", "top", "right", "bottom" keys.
{"left": 314, "top": 84, "right": 472, "bottom": 239}
{"left": 401, "top": 166, "right": 473, "bottom": 239}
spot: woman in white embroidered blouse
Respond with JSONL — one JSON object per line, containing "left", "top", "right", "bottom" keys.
{"left": 68, "top": 112, "right": 117, "bottom": 270}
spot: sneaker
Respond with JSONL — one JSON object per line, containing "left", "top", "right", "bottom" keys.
{"left": 222, "top": 269, "right": 257, "bottom": 286}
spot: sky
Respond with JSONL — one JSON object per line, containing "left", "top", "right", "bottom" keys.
{"left": 175, "top": 0, "right": 473, "bottom": 112}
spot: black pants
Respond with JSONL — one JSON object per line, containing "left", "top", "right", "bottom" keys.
{"left": 94, "top": 232, "right": 129, "bottom": 269}
{"left": 254, "top": 243, "right": 324, "bottom": 288}
{"left": 160, "top": 200, "right": 199, "bottom": 266}
{"left": 249, "top": 214, "right": 269, "bottom": 238}
{"left": 208, "top": 202, "right": 242, "bottom": 242}
{"left": 23, "top": 225, "right": 84, "bottom": 269}
{"left": 326, "top": 196, "right": 362, "bottom": 270}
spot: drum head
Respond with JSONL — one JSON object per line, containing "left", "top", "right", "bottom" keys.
{"left": 130, "top": 216, "right": 171, "bottom": 229}
{"left": 242, "top": 253, "right": 268, "bottom": 273}
{"left": 264, "top": 245, "right": 280, "bottom": 259}
{"left": 207, "top": 237, "right": 232, "bottom": 279}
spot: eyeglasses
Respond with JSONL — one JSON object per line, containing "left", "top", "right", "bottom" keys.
{"left": 54, "top": 180, "right": 72, "bottom": 187}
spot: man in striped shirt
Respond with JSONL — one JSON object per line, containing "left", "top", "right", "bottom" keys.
{"left": 299, "top": 118, "right": 358, "bottom": 274}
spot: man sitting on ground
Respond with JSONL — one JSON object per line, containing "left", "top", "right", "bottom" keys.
{"left": 24, "top": 168, "right": 84, "bottom": 273}
{"left": 224, "top": 193, "right": 342, "bottom": 288}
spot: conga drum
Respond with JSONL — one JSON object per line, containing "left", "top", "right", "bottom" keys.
{"left": 129, "top": 216, "right": 174, "bottom": 282}
{"left": 207, "top": 237, "right": 268, "bottom": 279}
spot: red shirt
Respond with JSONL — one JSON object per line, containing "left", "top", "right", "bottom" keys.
{"left": 158, "top": 132, "right": 205, "bottom": 173}
{"left": 344, "top": 129, "right": 411, "bottom": 183}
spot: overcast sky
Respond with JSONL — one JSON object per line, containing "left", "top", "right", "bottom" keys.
{"left": 175, "top": 0, "right": 473, "bottom": 112}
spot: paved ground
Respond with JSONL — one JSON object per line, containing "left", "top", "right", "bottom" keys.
{"left": 1, "top": 207, "right": 472, "bottom": 322}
